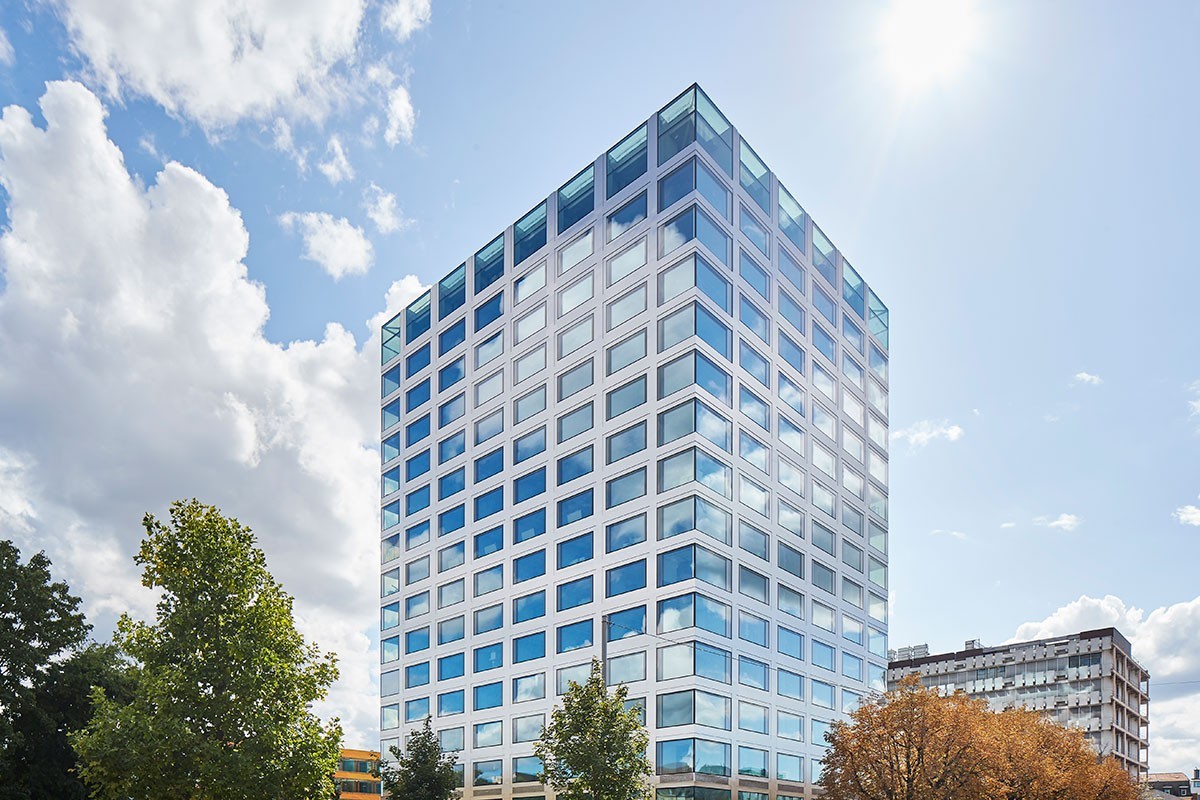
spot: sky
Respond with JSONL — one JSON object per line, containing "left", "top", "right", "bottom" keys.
{"left": 0, "top": 0, "right": 1197, "bottom": 770}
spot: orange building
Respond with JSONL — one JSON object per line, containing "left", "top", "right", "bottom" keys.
{"left": 335, "top": 748, "right": 381, "bottom": 797}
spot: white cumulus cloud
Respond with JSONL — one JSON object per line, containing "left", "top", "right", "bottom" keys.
{"left": 363, "top": 182, "right": 412, "bottom": 235}
{"left": 1011, "top": 594, "right": 1200, "bottom": 770}
{"left": 384, "top": 84, "right": 416, "bottom": 146}
{"left": 891, "top": 419, "right": 964, "bottom": 447}
{"left": 317, "top": 136, "right": 354, "bottom": 184}
{"left": 1034, "top": 513, "right": 1082, "bottom": 532}
{"left": 1073, "top": 371, "right": 1103, "bottom": 386}
{"left": 381, "top": 0, "right": 432, "bottom": 42}
{"left": 49, "top": 0, "right": 369, "bottom": 130}
{"left": 1174, "top": 501, "right": 1200, "bottom": 527}
{"left": 280, "top": 211, "right": 374, "bottom": 280}
{"left": 0, "top": 80, "right": 423, "bottom": 747}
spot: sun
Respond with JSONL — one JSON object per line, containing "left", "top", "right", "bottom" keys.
{"left": 879, "top": 0, "right": 980, "bottom": 91}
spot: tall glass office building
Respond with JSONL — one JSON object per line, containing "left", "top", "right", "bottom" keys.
{"left": 379, "top": 85, "right": 891, "bottom": 800}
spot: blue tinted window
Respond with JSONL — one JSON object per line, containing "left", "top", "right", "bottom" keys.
{"left": 474, "top": 642, "right": 503, "bottom": 673}
{"left": 474, "top": 292, "right": 503, "bottom": 331}
{"left": 739, "top": 140, "right": 770, "bottom": 214}
{"left": 405, "top": 520, "right": 430, "bottom": 549}
{"left": 779, "top": 185, "right": 807, "bottom": 255}
{"left": 406, "top": 379, "right": 430, "bottom": 412}
{"left": 607, "top": 605, "right": 646, "bottom": 640}
{"left": 740, "top": 251, "right": 769, "bottom": 300}
{"left": 557, "top": 403, "right": 593, "bottom": 443}
{"left": 438, "top": 616, "right": 464, "bottom": 644}
{"left": 474, "top": 447, "right": 504, "bottom": 482}
{"left": 438, "top": 357, "right": 465, "bottom": 392}
{"left": 557, "top": 447, "right": 594, "bottom": 485}
{"left": 439, "top": 430, "right": 465, "bottom": 463}
{"left": 843, "top": 262, "right": 866, "bottom": 319}
{"left": 382, "top": 467, "right": 400, "bottom": 498}
{"left": 813, "top": 640, "right": 836, "bottom": 671}
{"left": 405, "top": 661, "right": 430, "bottom": 688}
{"left": 558, "top": 165, "right": 595, "bottom": 233}
{"left": 382, "top": 501, "right": 400, "bottom": 531}
{"left": 382, "top": 433, "right": 401, "bottom": 464}
{"left": 557, "top": 490, "right": 594, "bottom": 527}
{"left": 513, "top": 590, "right": 545, "bottom": 623}
{"left": 438, "top": 263, "right": 467, "bottom": 320}
{"left": 404, "top": 626, "right": 428, "bottom": 652}
{"left": 779, "top": 627, "right": 805, "bottom": 660}
{"left": 514, "top": 509, "right": 546, "bottom": 543}
{"left": 438, "top": 652, "right": 465, "bottom": 680}
{"left": 408, "top": 484, "right": 432, "bottom": 515}
{"left": 382, "top": 365, "right": 401, "bottom": 399}
{"left": 475, "top": 409, "right": 504, "bottom": 444}
{"left": 382, "top": 313, "right": 402, "bottom": 366}
{"left": 659, "top": 302, "right": 731, "bottom": 360}
{"left": 658, "top": 157, "right": 694, "bottom": 213}
{"left": 606, "top": 421, "right": 647, "bottom": 464}
{"left": 439, "top": 393, "right": 465, "bottom": 428}
{"left": 607, "top": 124, "right": 648, "bottom": 199}
{"left": 427, "top": 496, "right": 464, "bottom": 541}
{"left": 780, "top": 292, "right": 806, "bottom": 339}
{"left": 607, "top": 191, "right": 647, "bottom": 241}
{"left": 780, "top": 333, "right": 806, "bottom": 375}
{"left": 405, "top": 451, "right": 430, "bottom": 481}
{"left": 657, "top": 350, "right": 732, "bottom": 406}
{"left": 606, "top": 559, "right": 647, "bottom": 597}
{"left": 405, "top": 292, "right": 431, "bottom": 343}
{"left": 739, "top": 205, "right": 769, "bottom": 256}
{"left": 474, "top": 487, "right": 503, "bottom": 521}
{"left": 474, "top": 235, "right": 505, "bottom": 295}
{"left": 405, "top": 343, "right": 430, "bottom": 377}
{"left": 780, "top": 246, "right": 805, "bottom": 297}
{"left": 814, "top": 285, "right": 837, "bottom": 325}
{"left": 439, "top": 319, "right": 466, "bottom": 355}
{"left": 660, "top": 205, "right": 730, "bottom": 267}
{"left": 813, "top": 323, "right": 837, "bottom": 365}
{"left": 514, "top": 467, "right": 546, "bottom": 503}
{"left": 513, "top": 427, "right": 546, "bottom": 464}
{"left": 740, "top": 295, "right": 769, "bottom": 344}
{"left": 513, "top": 631, "right": 546, "bottom": 663}
{"left": 405, "top": 415, "right": 430, "bottom": 447}
{"left": 606, "top": 515, "right": 646, "bottom": 553}
{"left": 438, "top": 689, "right": 464, "bottom": 716}
{"left": 513, "top": 549, "right": 546, "bottom": 583}
{"left": 557, "top": 576, "right": 593, "bottom": 611}
{"left": 844, "top": 316, "right": 865, "bottom": 354}
{"left": 474, "top": 681, "right": 502, "bottom": 710}
{"left": 474, "top": 526, "right": 503, "bottom": 559}
{"left": 557, "top": 532, "right": 594, "bottom": 568}
{"left": 556, "top": 619, "right": 593, "bottom": 653}
{"left": 513, "top": 202, "right": 547, "bottom": 266}
{"left": 812, "top": 226, "right": 837, "bottom": 287}
{"left": 606, "top": 376, "right": 647, "bottom": 420}
{"left": 382, "top": 400, "right": 401, "bottom": 431}
{"left": 740, "top": 340, "right": 769, "bottom": 387}
{"left": 438, "top": 468, "right": 465, "bottom": 500}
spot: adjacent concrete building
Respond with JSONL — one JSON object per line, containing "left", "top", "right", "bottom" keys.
{"left": 888, "top": 628, "right": 1149, "bottom": 780}
{"left": 380, "top": 83, "right": 891, "bottom": 799}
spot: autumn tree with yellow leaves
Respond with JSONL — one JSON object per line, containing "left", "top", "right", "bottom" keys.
{"left": 820, "top": 676, "right": 1139, "bottom": 800}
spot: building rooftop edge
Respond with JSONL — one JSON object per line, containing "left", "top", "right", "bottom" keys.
{"left": 888, "top": 627, "right": 1143, "bottom": 672}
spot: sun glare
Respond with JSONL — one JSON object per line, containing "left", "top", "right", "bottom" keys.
{"left": 879, "top": 0, "right": 979, "bottom": 91}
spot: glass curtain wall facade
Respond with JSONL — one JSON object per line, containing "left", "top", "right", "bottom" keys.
{"left": 380, "top": 84, "right": 891, "bottom": 800}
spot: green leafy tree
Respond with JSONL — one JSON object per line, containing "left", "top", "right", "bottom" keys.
{"left": 1, "top": 644, "right": 136, "bottom": 800}
{"left": 376, "top": 717, "right": 459, "bottom": 800}
{"left": 72, "top": 500, "right": 343, "bottom": 800}
{"left": 0, "top": 541, "right": 90, "bottom": 737}
{"left": 535, "top": 658, "right": 651, "bottom": 800}
{"left": 0, "top": 539, "right": 103, "bottom": 799}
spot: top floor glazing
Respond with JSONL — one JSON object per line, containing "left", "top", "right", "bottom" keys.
{"left": 382, "top": 85, "right": 889, "bottom": 367}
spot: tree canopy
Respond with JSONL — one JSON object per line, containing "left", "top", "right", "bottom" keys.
{"left": 534, "top": 658, "right": 652, "bottom": 800}
{"left": 820, "top": 675, "right": 1139, "bottom": 800}
{"left": 72, "top": 500, "right": 343, "bottom": 800}
{"left": 376, "top": 717, "right": 459, "bottom": 800}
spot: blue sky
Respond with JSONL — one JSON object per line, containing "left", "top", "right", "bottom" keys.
{"left": 0, "top": 0, "right": 1197, "bottom": 767}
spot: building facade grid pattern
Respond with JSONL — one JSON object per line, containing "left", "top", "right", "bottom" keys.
{"left": 379, "top": 84, "right": 891, "bottom": 800}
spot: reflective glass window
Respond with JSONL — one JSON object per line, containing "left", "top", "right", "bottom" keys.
{"left": 513, "top": 202, "right": 547, "bottom": 267}
{"left": 607, "top": 124, "right": 648, "bottom": 198}
{"left": 474, "top": 234, "right": 505, "bottom": 295}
